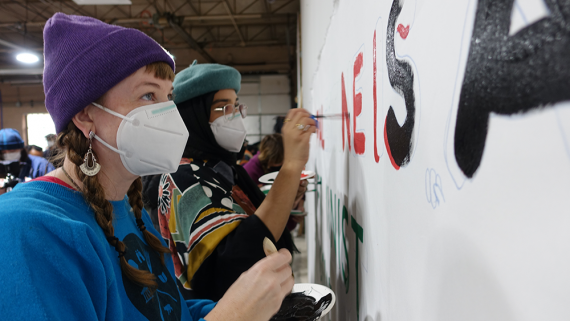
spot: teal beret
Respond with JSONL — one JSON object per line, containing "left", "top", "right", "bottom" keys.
{"left": 173, "top": 60, "right": 241, "bottom": 104}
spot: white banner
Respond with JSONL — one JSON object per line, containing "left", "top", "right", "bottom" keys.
{"left": 302, "top": 0, "right": 570, "bottom": 320}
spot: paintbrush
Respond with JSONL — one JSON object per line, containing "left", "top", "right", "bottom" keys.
{"left": 264, "top": 237, "right": 295, "bottom": 278}
{"left": 263, "top": 237, "right": 278, "bottom": 256}
{"left": 310, "top": 113, "right": 349, "bottom": 120}
{"left": 264, "top": 237, "right": 296, "bottom": 277}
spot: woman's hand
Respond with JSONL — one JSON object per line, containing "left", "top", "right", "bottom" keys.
{"left": 205, "top": 249, "right": 294, "bottom": 321}
{"left": 281, "top": 109, "right": 317, "bottom": 170}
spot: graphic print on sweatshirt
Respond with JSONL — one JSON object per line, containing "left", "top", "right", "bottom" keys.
{"left": 122, "top": 233, "right": 182, "bottom": 320}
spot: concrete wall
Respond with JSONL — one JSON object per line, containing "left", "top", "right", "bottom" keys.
{"left": 0, "top": 104, "right": 49, "bottom": 146}
{"left": 0, "top": 83, "right": 48, "bottom": 144}
{"left": 240, "top": 74, "right": 292, "bottom": 144}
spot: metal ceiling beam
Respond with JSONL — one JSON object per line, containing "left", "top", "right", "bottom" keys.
{"left": 271, "top": 0, "right": 295, "bottom": 14}
{"left": 0, "top": 3, "right": 28, "bottom": 21}
{"left": 168, "top": 17, "right": 216, "bottom": 63}
{"left": 0, "top": 48, "right": 42, "bottom": 53}
{"left": 222, "top": 0, "right": 245, "bottom": 46}
{"left": 0, "top": 79, "right": 43, "bottom": 85}
{"left": 162, "top": 38, "right": 287, "bottom": 48}
{"left": 232, "top": 63, "right": 290, "bottom": 74}
{"left": 0, "top": 68, "right": 43, "bottom": 75}
{"left": 0, "top": 13, "right": 293, "bottom": 29}
{"left": 205, "top": 39, "right": 286, "bottom": 47}
{"left": 202, "top": 0, "right": 222, "bottom": 15}
{"left": 238, "top": 0, "right": 260, "bottom": 14}
{"left": 0, "top": 38, "right": 30, "bottom": 52}
{"left": 11, "top": 1, "right": 51, "bottom": 20}
{"left": 183, "top": 17, "right": 289, "bottom": 27}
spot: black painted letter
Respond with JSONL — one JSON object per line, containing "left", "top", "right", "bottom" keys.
{"left": 455, "top": 0, "right": 570, "bottom": 177}
{"left": 385, "top": 0, "right": 417, "bottom": 170}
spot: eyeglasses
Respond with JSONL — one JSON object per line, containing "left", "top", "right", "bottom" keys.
{"left": 214, "top": 103, "right": 248, "bottom": 121}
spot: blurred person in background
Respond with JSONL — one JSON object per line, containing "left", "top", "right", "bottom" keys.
{"left": 0, "top": 129, "right": 54, "bottom": 183}
{"left": 26, "top": 145, "right": 44, "bottom": 157}
{"left": 243, "top": 133, "right": 284, "bottom": 185}
{"left": 44, "top": 133, "right": 61, "bottom": 166}
{"left": 243, "top": 133, "right": 305, "bottom": 232}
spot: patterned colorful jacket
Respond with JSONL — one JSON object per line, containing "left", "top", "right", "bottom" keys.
{"left": 158, "top": 158, "right": 279, "bottom": 301}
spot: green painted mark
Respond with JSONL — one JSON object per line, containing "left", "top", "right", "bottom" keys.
{"left": 351, "top": 215, "right": 364, "bottom": 321}
{"left": 342, "top": 205, "right": 350, "bottom": 293}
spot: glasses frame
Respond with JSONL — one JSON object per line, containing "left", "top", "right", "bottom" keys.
{"left": 214, "top": 103, "right": 248, "bottom": 121}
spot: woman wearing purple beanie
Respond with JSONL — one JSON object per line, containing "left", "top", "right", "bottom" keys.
{"left": 0, "top": 13, "right": 293, "bottom": 321}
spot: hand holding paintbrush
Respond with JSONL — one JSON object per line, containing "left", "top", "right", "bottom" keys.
{"left": 206, "top": 240, "right": 294, "bottom": 321}
{"left": 264, "top": 237, "right": 294, "bottom": 279}
{"left": 262, "top": 238, "right": 336, "bottom": 321}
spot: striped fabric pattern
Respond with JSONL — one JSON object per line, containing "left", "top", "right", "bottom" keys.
{"left": 158, "top": 158, "right": 249, "bottom": 289}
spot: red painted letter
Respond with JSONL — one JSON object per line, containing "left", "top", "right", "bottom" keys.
{"left": 373, "top": 30, "right": 380, "bottom": 163}
{"left": 341, "top": 73, "right": 351, "bottom": 151}
{"left": 353, "top": 52, "right": 366, "bottom": 155}
{"left": 317, "top": 106, "right": 325, "bottom": 149}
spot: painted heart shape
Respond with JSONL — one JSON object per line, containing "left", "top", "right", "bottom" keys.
{"left": 397, "top": 24, "right": 410, "bottom": 39}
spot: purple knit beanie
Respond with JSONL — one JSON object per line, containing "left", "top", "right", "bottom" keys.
{"left": 43, "top": 13, "right": 175, "bottom": 133}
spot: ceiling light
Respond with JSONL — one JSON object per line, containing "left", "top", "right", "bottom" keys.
{"left": 16, "top": 53, "right": 39, "bottom": 64}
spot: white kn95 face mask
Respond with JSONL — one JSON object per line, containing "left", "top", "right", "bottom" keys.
{"left": 209, "top": 113, "right": 247, "bottom": 152}
{"left": 91, "top": 101, "right": 189, "bottom": 176}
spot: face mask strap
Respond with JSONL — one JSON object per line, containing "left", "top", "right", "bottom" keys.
{"left": 92, "top": 134, "right": 127, "bottom": 156}
{"left": 91, "top": 102, "right": 136, "bottom": 123}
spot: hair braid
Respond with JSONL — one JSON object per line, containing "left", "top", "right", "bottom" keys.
{"left": 57, "top": 123, "right": 160, "bottom": 290}
{"left": 127, "top": 177, "right": 170, "bottom": 266}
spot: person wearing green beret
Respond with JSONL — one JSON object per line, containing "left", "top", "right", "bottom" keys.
{"left": 149, "top": 60, "right": 316, "bottom": 301}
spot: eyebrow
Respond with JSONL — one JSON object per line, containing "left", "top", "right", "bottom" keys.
{"left": 136, "top": 82, "right": 174, "bottom": 92}
{"left": 212, "top": 98, "right": 239, "bottom": 105}
{"left": 212, "top": 99, "right": 229, "bottom": 105}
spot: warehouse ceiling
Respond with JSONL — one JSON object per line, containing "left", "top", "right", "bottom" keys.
{"left": 0, "top": 0, "right": 299, "bottom": 103}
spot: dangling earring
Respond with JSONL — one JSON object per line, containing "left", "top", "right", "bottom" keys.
{"left": 80, "top": 131, "right": 101, "bottom": 176}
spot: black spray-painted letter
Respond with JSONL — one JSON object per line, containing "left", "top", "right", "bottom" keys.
{"left": 455, "top": 0, "right": 570, "bottom": 177}
{"left": 385, "top": 0, "right": 417, "bottom": 169}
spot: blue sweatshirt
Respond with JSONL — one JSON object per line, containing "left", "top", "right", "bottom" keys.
{"left": 28, "top": 155, "right": 56, "bottom": 178}
{"left": 0, "top": 180, "right": 216, "bottom": 320}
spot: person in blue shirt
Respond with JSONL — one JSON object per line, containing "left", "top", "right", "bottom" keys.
{"left": 26, "top": 145, "right": 56, "bottom": 178}
{"left": 0, "top": 129, "right": 55, "bottom": 183}
{"left": 0, "top": 13, "right": 293, "bottom": 321}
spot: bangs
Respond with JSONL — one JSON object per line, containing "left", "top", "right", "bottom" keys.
{"left": 145, "top": 62, "right": 175, "bottom": 81}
